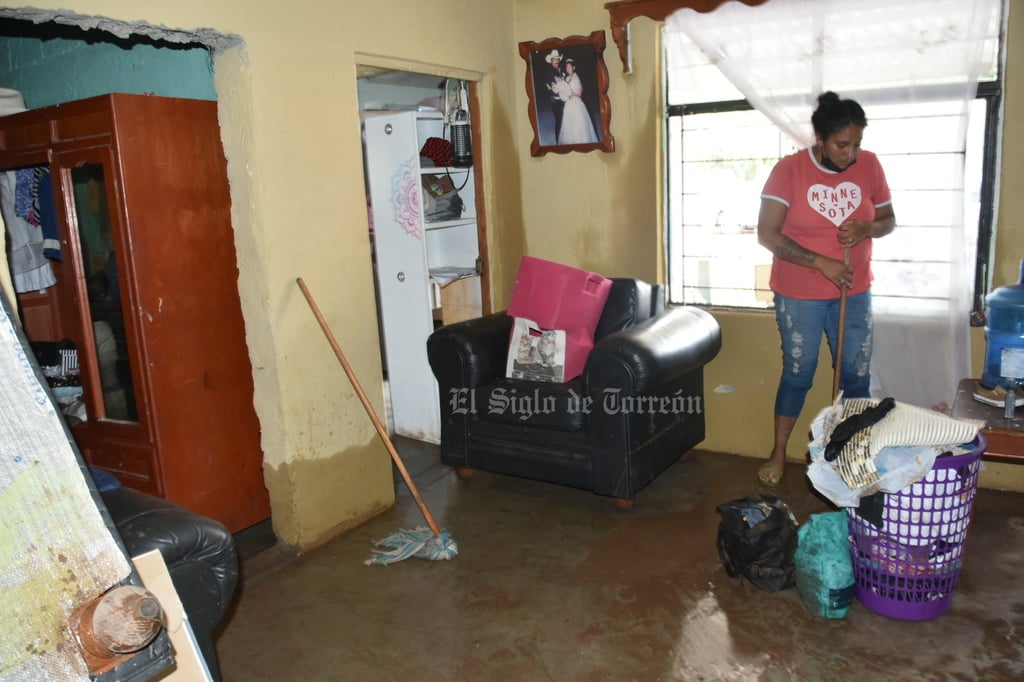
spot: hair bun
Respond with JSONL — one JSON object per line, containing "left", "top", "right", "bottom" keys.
{"left": 818, "top": 91, "right": 841, "bottom": 105}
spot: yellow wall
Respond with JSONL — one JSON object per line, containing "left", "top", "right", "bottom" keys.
{"left": 997, "top": 0, "right": 1024, "bottom": 291}
{"left": 509, "top": 1, "right": 1024, "bottom": 493}
{"left": 5, "top": 0, "right": 1022, "bottom": 550}
{"left": 513, "top": 1, "right": 661, "bottom": 283}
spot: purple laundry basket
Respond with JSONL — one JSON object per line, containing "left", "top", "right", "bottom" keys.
{"left": 846, "top": 434, "right": 987, "bottom": 621}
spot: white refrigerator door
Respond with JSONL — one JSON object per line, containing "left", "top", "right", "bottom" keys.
{"left": 362, "top": 111, "right": 440, "bottom": 443}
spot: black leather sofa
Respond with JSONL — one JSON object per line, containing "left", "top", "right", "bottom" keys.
{"left": 100, "top": 485, "right": 239, "bottom": 681}
{"left": 427, "top": 278, "right": 722, "bottom": 506}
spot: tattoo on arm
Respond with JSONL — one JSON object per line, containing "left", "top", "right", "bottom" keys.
{"left": 774, "top": 237, "right": 818, "bottom": 265}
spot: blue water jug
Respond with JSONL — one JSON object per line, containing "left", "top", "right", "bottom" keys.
{"left": 982, "top": 260, "right": 1024, "bottom": 389}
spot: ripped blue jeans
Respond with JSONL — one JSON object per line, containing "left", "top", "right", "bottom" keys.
{"left": 774, "top": 291, "right": 872, "bottom": 418}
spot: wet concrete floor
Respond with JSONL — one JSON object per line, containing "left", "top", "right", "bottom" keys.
{"left": 216, "top": 446, "right": 1024, "bottom": 681}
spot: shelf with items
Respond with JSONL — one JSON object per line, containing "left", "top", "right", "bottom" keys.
{"left": 421, "top": 166, "right": 471, "bottom": 175}
{"left": 421, "top": 170, "right": 475, "bottom": 225}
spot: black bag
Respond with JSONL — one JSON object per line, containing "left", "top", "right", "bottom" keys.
{"left": 716, "top": 492, "right": 798, "bottom": 592}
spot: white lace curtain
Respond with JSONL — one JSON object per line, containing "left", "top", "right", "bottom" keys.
{"left": 665, "top": 0, "right": 1002, "bottom": 408}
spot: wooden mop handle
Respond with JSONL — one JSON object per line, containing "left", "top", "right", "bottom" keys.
{"left": 832, "top": 247, "right": 851, "bottom": 400}
{"left": 296, "top": 277, "right": 442, "bottom": 537}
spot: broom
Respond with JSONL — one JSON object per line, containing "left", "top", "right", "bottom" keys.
{"left": 296, "top": 277, "right": 458, "bottom": 566}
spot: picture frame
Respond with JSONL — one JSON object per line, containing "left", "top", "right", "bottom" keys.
{"left": 518, "top": 30, "right": 614, "bottom": 157}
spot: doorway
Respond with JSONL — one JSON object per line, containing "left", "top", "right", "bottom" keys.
{"left": 356, "top": 66, "right": 489, "bottom": 443}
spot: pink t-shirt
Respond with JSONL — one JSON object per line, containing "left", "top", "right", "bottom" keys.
{"left": 761, "top": 148, "right": 892, "bottom": 299}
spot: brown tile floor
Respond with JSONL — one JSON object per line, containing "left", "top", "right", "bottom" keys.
{"left": 216, "top": 444, "right": 1024, "bottom": 681}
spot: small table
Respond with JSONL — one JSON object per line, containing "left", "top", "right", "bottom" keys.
{"left": 951, "top": 378, "right": 1024, "bottom": 462}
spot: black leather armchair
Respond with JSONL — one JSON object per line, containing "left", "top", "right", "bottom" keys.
{"left": 101, "top": 486, "right": 239, "bottom": 682}
{"left": 427, "top": 278, "right": 722, "bottom": 507}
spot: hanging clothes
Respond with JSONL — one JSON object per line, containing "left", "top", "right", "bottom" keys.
{"left": 1, "top": 170, "right": 56, "bottom": 293}
{"left": 34, "top": 168, "right": 61, "bottom": 261}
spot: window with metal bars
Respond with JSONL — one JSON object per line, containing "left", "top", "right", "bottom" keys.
{"left": 664, "top": 72, "right": 1002, "bottom": 318}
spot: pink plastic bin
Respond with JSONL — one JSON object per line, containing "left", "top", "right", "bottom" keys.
{"left": 507, "top": 256, "right": 612, "bottom": 335}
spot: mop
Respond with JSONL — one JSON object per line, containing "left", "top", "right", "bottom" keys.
{"left": 296, "top": 277, "right": 458, "bottom": 566}
{"left": 831, "top": 246, "right": 851, "bottom": 401}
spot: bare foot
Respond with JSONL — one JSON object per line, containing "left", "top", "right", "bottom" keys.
{"left": 758, "top": 459, "right": 785, "bottom": 487}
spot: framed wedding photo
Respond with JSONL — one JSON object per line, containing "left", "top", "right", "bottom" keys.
{"left": 518, "top": 30, "right": 614, "bottom": 157}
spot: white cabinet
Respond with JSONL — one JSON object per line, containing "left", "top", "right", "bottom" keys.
{"left": 362, "top": 110, "right": 482, "bottom": 443}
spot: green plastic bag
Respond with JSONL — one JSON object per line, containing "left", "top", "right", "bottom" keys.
{"left": 795, "top": 511, "right": 855, "bottom": 618}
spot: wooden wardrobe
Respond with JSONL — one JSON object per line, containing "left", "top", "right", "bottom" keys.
{"left": 0, "top": 93, "right": 270, "bottom": 533}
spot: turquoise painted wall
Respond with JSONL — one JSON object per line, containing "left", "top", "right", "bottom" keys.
{"left": 0, "top": 33, "right": 215, "bottom": 109}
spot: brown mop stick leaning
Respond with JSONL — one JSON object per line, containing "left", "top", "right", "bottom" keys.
{"left": 832, "top": 246, "right": 851, "bottom": 400}
{"left": 296, "top": 277, "right": 442, "bottom": 538}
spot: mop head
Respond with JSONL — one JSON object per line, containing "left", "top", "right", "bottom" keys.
{"left": 364, "top": 526, "right": 459, "bottom": 566}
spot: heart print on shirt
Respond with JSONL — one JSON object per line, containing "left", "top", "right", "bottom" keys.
{"left": 807, "top": 182, "right": 862, "bottom": 227}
